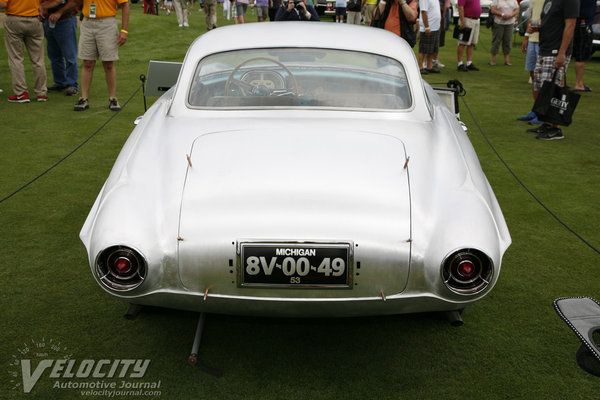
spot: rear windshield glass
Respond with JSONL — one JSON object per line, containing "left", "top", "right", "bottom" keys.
{"left": 188, "top": 48, "right": 411, "bottom": 110}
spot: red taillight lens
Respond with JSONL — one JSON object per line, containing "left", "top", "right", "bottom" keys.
{"left": 115, "top": 258, "right": 132, "bottom": 275}
{"left": 458, "top": 261, "right": 475, "bottom": 278}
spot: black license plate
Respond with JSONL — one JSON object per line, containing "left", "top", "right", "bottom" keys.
{"left": 240, "top": 242, "right": 351, "bottom": 287}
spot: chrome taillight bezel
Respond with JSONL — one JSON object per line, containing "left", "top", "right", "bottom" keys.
{"left": 95, "top": 246, "right": 147, "bottom": 291}
{"left": 442, "top": 248, "right": 493, "bottom": 295}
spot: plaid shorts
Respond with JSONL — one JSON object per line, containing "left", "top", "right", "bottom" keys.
{"left": 419, "top": 30, "right": 440, "bottom": 55}
{"left": 573, "top": 24, "right": 593, "bottom": 62}
{"left": 533, "top": 55, "right": 571, "bottom": 92}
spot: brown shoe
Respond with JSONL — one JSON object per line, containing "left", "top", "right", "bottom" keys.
{"left": 108, "top": 97, "right": 121, "bottom": 111}
{"left": 65, "top": 87, "right": 78, "bottom": 96}
{"left": 74, "top": 97, "right": 89, "bottom": 111}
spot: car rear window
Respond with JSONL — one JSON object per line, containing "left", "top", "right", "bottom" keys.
{"left": 187, "top": 48, "right": 411, "bottom": 110}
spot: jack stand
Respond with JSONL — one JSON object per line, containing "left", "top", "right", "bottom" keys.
{"left": 188, "top": 313, "right": 223, "bottom": 377}
{"left": 124, "top": 304, "right": 143, "bottom": 320}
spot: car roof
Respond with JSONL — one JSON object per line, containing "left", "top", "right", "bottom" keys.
{"left": 168, "top": 23, "right": 430, "bottom": 120}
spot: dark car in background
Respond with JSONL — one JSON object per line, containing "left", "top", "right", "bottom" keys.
{"left": 316, "top": 0, "right": 336, "bottom": 18}
{"left": 516, "top": 0, "right": 530, "bottom": 36}
{"left": 593, "top": 1, "right": 600, "bottom": 54}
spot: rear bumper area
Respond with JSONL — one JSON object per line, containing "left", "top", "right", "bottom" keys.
{"left": 117, "top": 290, "right": 474, "bottom": 318}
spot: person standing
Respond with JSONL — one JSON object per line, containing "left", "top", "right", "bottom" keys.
{"left": 173, "top": 0, "right": 190, "bottom": 27}
{"left": 363, "top": 0, "right": 378, "bottom": 25}
{"left": 205, "top": 0, "right": 218, "bottom": 28}
{"left": 456, "top": 0, "right": 481, "bottom": 71}
{"left": 489, "top": 0, "right": 518, "bottom": 66}
{"left": 430, "top": 0, "right": 449, "bottom": 69}
{"left": 373, "top": 0, "right": 418, "bottom": 45}
{"left": 235, "top": 0, "right": 249, "bottom": 23}
{"left": 572, "top": 0, "right": 595, "bottom": 92}
{"left": 526, "top": 0, "right": 579, "bottom": 140}
{"left": 40, "top": 0, "right": 79, "bottom": 96}
{"left": 231, "top": 0, "right": 240, "bottom": 23}
{"left": 346, "top": 0, "right": 361, "bottom": 23}
{"left": 67, "top": 0, "right": 129, "bottom": 111}
{"left": 335, "top": 0, "right": 346, "bottom": 22}
{"left": 1, "top": 0, "right": 48, "bottom": 103}
{"left": 143, "top": 0, "right": 156, "bottom": 14}
{"left": 255, "top": 0, "right": 269, "bottom": 21}
{"left": 418, "top": 0, "right": 441, "bottom": 74}
{"left": 268, "top": 0, "right": 281, "bottom": 20}
{"left": 275, "top": 0, "right": 319, "bottom": 20}
{"left": 517, "top": 0, "right": 544, "bottom": 124}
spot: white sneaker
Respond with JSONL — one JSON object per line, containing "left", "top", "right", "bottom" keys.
{"left": 183, "top": 22, "right": 189, "bottom": 27}
{"left": 179, "top": 23, "right": 183, "bottom": 27}
{"left": 433, "top": 60, "right": 445, "bottom": 68}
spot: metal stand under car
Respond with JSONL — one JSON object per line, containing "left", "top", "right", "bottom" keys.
{"left": 188, "top": 312, "right": 223, "bottom": 377}
{"left": 124, "top": 305, "right": 222, "bottom": 376}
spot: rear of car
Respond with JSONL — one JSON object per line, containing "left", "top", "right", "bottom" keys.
{"left": 81, "top": 24, "right": 510, "bottom": 318}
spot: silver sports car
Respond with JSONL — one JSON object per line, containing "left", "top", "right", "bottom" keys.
{"left": 81, "top": 23, "right": 511, "bottom": 321}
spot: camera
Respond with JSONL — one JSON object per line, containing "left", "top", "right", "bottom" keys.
{"left": 283, "top": 0, "right": 304, "bottom": 10}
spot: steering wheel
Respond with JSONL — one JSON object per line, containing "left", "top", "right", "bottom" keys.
{"left": 224, "top": 57, "right": 298, "bottom": 97}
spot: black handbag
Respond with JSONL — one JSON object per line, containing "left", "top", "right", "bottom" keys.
{"left": 399, "top": 1, "right": 416, "bottom": 47}
{"left": 370, "top": 1, "right": 386, "bottom": 28}
{"left": 532, "top": 70, "right": 580, "bottom": 126}
{"left": 452, "top": 25, "right": 472, "bottom": 41}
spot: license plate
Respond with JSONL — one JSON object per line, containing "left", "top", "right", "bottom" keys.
{"left": 240, "top": 242, "right": 351, "bottom": 288}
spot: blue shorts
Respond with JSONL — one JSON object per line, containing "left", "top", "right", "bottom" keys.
{"left": 335, "top": 7, "right": 346, "bottom": 16}
{"left": 525, "top": 41, "right": 539, "bottom": 72}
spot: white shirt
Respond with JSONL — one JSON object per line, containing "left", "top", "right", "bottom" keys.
{"left": 492, "top": 0, "right": 518, "bottom": 25}
{"left": 419, "top": 0, "right": 441, "bottom": 32}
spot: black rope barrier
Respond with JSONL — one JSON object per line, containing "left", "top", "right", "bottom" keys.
{"left": 459, "top": 92, "right": 600, "bottom": 256}
{"left": 0, "top": 82, "right": 144, "bottom": 204}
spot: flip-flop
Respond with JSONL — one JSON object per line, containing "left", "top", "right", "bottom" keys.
{"left": 573, "top": 85, "right": 592, "bottom": 92}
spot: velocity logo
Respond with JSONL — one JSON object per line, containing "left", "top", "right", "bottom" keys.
{"left": 20, "top": 359, "right": 151, "bottom": 393}
{"left": 9, "top": 338, "right": 154, "bottom": 394}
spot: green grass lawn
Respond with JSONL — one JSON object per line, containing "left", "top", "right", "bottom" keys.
{"left": 1, "top": 4, "right": 599, "bottom": 399}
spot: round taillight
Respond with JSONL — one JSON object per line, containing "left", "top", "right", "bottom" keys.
{"left": 442, "top": 249, "right": 493, "bottom": 295}
{"left": 95, "top": 246, "right": 147, "bottom": 291}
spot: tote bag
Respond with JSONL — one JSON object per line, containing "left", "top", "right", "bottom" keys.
{"left": 532, "top": 70, "right": 580, "bottom": 126}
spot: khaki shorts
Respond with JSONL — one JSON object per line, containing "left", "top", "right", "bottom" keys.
{"left": 256, "top": 6, "right": 269, "bottom": 18}
{"left": 78, "top": 16, "right": 119, "bottom": 61}
{"left": 458, "top": 17, "right": 480, "bottom": 46}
